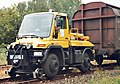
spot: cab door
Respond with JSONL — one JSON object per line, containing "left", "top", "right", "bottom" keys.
{"left": 53, "top": 15, "right": 69, "bottom": 48}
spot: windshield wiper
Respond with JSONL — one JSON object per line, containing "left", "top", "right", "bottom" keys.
{"left": 19, "top": 35, "right": 39, "bottom": 38}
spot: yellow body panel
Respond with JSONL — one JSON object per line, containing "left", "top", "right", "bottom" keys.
{"left": 13, "top": 38, "right": 69, "bottom": 49}
{"left": 70, "top": 40, "right": 94, "bottom": 47}
{"left": 10, "top": 12, "right": 94, "bottom": 49}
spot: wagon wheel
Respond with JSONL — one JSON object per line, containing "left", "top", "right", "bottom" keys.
{"left": 77, "top": 53, "right": 91, "bottom": 73}
{"left": 95, "top": 55, "right": 103, "bottom": 66}
{"left": 117, "top": 56, "right": 120, "bottom": 66}
{"left": 42, "top": 53, "right": 59, "bottom": 79}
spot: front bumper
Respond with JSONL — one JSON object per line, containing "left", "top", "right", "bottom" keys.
{"left": 7, "top": 48, "right": 44, "bottom": 68}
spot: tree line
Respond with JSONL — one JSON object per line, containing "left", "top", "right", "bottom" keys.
{"left": 0, "top": 0, "right": 81, "bottom": 45}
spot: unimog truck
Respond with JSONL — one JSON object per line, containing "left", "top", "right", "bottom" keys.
{"left": 6, "top": 10, "right": 94, "bottom": 79}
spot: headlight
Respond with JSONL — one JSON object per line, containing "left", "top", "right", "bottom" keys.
{"left": 6, "top": 51, "right": 8, "bottom": 56}
{"left": 34, "top": 52, "right": 43, "bottom": 57}
{"left": 26, "top": 44, "right": 32, "bottom": 49}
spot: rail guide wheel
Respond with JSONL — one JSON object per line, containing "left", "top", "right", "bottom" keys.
{"left": 8, "top": 67, "right": 16, "bottom": 78}
{"left": 34, "top": 68, "right": 44, "bottom": 79}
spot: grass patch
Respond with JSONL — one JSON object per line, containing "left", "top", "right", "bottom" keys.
{"left": 0, "top": 48, "right": 7, "bottom": 64}
{"left": 114, "top": 66, "right": 120, "bottom": 70}
{"left": 89, "top": 77, "right": 120, "bottom": 84}
{"left": 89, "top": 70, "right": 120, "bottom": 84}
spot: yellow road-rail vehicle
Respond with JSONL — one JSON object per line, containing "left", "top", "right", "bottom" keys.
{"left": 6, "top": 10, "right": 94, "bottom": 79}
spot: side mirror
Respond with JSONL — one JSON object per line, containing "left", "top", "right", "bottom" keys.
{"left": 14, "top": 23, "right": 19, "bottom": 36}
{"left": 67, "top": 14, "right": 71, "bottom": 20}
{"left": 67, "top": 14, "right": 72, "bottom": 29}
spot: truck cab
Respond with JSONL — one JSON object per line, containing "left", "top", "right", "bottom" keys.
{"left": 6, "top": 11, "right": 94, "bottom": 79}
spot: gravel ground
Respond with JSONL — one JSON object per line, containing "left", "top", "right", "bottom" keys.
{"left": 38, "top": 69, "right": 120, "bottom": 84}
{"left": 0, "top": 60, "right": 120, "bottom": 84}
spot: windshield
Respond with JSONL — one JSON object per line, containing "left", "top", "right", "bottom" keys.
{"left": 18, "top": 13, "right": 53, "bottom": 37}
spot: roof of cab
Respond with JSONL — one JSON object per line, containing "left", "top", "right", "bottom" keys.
{"left": 25, "top": 12, "right": 67, "bottom": 17}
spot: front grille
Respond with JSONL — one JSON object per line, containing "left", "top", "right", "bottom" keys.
{"left": 7, "top": 49, "right": 29, "bottom": 67}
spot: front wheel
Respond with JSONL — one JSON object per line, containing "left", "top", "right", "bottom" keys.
{"left": 42, "top": 53, "right": 59, "bottom": 79}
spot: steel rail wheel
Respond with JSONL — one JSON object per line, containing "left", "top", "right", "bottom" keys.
{"left": 8, "top": 67, "right": 17, "bottom": 78}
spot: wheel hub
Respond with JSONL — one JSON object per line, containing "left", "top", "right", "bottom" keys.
{"left": 49, "top": 60, "right": 59, "bottom": 72}
{"left": 84, "top": 58, "right": 90, "bottom": 67}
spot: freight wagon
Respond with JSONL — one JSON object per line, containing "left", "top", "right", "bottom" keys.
{"left": 72, "top": 2, "right": 120, "bottom": 65}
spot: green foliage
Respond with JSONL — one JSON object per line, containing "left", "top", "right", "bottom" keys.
{"left": 89, "top": 77, "right": 120, "bottom": 84}
{"left": 27, "top": 0, "right": 49, "bottom": 12}
{"left": 0, "top": 48, "right": 6, "bottom": 64}
{"left": 48, "top": 0, "right": 81, "bottom": 17}
{"left": 0, "top": 6, "right": 20, "bottom": 44}
{"left": 0, "top": 0, "right": 81, "bottom": 45}
{"left": 26, "top": 0, "right": 81, "bottom": 17}
{"left": 114, "top": 66, "right": 120, "bottom": 70}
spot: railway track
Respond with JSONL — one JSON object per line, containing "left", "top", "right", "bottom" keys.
{"left": 0, "top": 64, "right": 11, "bottom": 69}
{"left": 92, "top": 63, "right": 118, "bottom": 70}
{"left": 0, "top": 63, "right": 119, "bottom": 84}
{"left": 0, "top": 71, "right": 94, "bottom": 84}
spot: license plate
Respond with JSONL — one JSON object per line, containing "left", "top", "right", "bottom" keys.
{"left": 10, "top": 55, "right": 23, "bottom": 59}
{"left": 34, "top": 52, "right": 42, "bottom": 56}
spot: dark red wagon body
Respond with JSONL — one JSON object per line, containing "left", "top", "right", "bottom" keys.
{"left": 72, "top": 2, "right": 120, "bottom": 63}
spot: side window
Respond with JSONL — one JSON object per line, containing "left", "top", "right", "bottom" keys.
{"left": 55, "top": 16, "right": 66, "bottom": 29}
{"left": 53, "top": 16, "right": 66, "bottom": 39}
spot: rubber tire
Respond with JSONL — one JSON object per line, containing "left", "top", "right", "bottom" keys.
{"left": 77, "top": 53, "right": 91, "bottom": 73}
{"left": 42, "top": 53, "right": 59, "bottom": 79}
{"left": 95, "top": 55, "right": 103, "bottom": 66}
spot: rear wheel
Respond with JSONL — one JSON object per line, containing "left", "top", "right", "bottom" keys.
{"left": 77, "top": 53, "right": 91, "bottom": 73}
{"left": 42, "top": 53, "right": 59, "bottom": 79}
